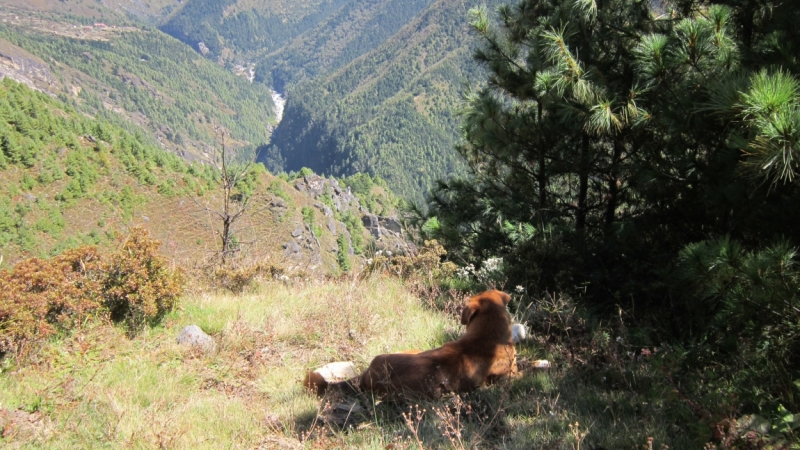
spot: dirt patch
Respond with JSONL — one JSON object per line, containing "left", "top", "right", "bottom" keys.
{"left": 0, "top": 408, "right": 50, "bottom": 442}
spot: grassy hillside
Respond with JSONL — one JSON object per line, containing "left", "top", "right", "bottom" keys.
{"left": 0, "top": 275, "right": 705, "bottom": 449}
{"left": 0, "top": 8, "right": 276, "bottom": 161}
{"left": 0, "top": 78, "right": 370, "bottom": 275}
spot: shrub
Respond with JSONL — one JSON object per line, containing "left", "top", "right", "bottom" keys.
{"left": 341, "top": 211, "right": 366, "bottom": 254}
{"left": 0, "top": 227, "right": 185, "bottom": 354}
{"left": 674, "top": 237, "right": 800, "bottom": 413}
{"left": 0, "top": 247, "right": 102, "bottom": 354}
{"left": 364, "top": 240, "right": 457, "bottom": 302}
{"left": 211, "top": 262, "right": 285, "bottom": 293}
{"left": 367, "top": 240, "right": 456, "bottom": 280}
{"left": 101, "top": 227, "right": 184, "bottom": 329}
{"left": 337, "top": 234, "right": 351, "bottom": 272}
{"left": 267, "top": 179, "right": 292, "bottom": 205}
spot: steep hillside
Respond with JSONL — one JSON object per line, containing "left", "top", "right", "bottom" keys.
{"left": 0, "top": 79, "right": 403, "bottom": 275}
{"left": 0, "top": 0, "right": 180, "bottom": 23}
{"left": 254, "top": 0, "right": 433, "bottom": 89}
{"left": 0, "top": 7, "right": 276, "bottom": 161}
{"left": 160, "top": 0, "right": 353, "bottom": 63}
{"left": 163, "top": 0, "right": 502, "bottom": 203}
{"left": 265, "top": 0, "right": 503, "bottom": 203}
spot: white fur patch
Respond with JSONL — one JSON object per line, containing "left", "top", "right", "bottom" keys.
{"left": 511, "top": 323, "right": 527, "bottom": 344}
{"left": 313, "top": 361, "right": 357, "bottom": 383}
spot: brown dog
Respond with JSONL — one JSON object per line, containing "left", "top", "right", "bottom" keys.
{"left": 304, "top": 290, "right": 517, "bottom": 399}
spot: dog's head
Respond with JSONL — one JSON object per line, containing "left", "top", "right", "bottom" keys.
{"left": 461, "top": 290, "right": 511, "bottom": 329}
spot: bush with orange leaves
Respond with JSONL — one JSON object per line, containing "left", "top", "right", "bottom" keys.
{"left": 0, "top": 247, "right": 103, "bottom": 354}
{"left": 0, "top": 227, "right": 184, "bottom": 354}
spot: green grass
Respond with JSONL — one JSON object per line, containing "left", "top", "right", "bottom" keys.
{"left": 0, "top": 276, "right": 702, "bottom": 449}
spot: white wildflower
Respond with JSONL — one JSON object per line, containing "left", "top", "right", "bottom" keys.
{"left": 456, "top": 263, "right": 475, "bottom": 279}
{"left": 477, "top": 257, "right": 504, "bottom": 277}
{"left": 515, "top": 285, "right": 525, "bottom": 293}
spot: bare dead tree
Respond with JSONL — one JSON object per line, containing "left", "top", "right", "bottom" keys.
{"left": 195, "top": 128, "right": 259, "bottom": 266}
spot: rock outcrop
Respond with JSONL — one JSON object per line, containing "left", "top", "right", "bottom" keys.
{"left": 291, "top": 174, "right": 415, "bottom": 260}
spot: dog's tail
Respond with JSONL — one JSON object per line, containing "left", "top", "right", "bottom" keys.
{"left": 303, "top": 361, "right": 359, "bottom": 397}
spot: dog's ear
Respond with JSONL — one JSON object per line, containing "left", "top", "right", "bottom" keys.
{"left": 498, "top": 291, "right": 511, "bottom": 305}
{"left": 461, "top": 304, "right": 478, "bottom": 325}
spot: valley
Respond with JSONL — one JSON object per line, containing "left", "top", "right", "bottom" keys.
{"left": 162, "top": 0, "right": 501, "bottom": 203}
{"left": 1, "top": 0, "right": 799, "bottom": 448}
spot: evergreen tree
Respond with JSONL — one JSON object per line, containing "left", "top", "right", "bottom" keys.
{"left": 427, "top": 0, "right": 800, "bottom": 410}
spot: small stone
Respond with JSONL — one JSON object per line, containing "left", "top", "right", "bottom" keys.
{"left": 532, "top": 360, "right": 551, "bottom": 369}
{"left": 176, "top": 325, "right": 216, "bottom": 352}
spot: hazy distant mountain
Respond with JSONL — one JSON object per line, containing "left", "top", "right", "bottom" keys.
{"left": 0, "top": 0, "right": 180, "bottom": 23}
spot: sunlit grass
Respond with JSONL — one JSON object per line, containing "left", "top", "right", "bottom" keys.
{"left": 0, "top": 276, "right": 698, "bottom": 449}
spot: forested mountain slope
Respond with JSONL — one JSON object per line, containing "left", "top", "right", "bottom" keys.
{"left": 0, "top": 78, "right": 401, "bottom": 275}
{"left": 264, "top": 0, "right": 504, "bottom": 204}
{"left": 162, "top": 0, "right": 502, "bottom": 204}
{"left": 254, "top": 0, "right": 433, "bottom": 89}
{"left": 160, "top": 0, "right": 353, "bottom": 63}
{"left": 0, "top": 7, "right": 276, "bottom": 161}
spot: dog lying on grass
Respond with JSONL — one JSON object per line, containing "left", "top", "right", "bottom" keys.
{"left": 304, "top": 290, "right": 517, "bottom": 399}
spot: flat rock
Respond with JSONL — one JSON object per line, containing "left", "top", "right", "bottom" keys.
{"left": 312, "top": 361, "right": 357, "bottom": 383}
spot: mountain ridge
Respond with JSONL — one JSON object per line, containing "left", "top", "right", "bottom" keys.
{"left": 0, "top": 7, "right": 276, "bottom": 162}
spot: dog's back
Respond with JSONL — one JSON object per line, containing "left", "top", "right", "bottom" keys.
{"left": 305, "top": 290, "right": 517, "bottom": 399}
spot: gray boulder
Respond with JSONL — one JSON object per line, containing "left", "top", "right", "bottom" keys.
{"left": 283, "top": 241, "right": 301, "bottom": 253}
{"left": 176, "top": 325, "right": 216, "bottom": 352}
{"left": 304, "top": 175, "right": 326, "bottom": 197}
{"left": 361, "top": 214, "right": 382, "bottom": 238}
{"left": 380, "top": 217, "right": 403, "bottom": 234}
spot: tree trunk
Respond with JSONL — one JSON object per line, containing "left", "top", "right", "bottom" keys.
{"left": 576, "top": 134, "right": 589, "bottom": 231}
{"left": 605, "top": 140, "right": 622, "bottom": 233}
{"left": 538, "top": 102, "right": 547, "bottom": 210}
{"left": 221, "top": 216, "right": 231, "bottom": 264}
